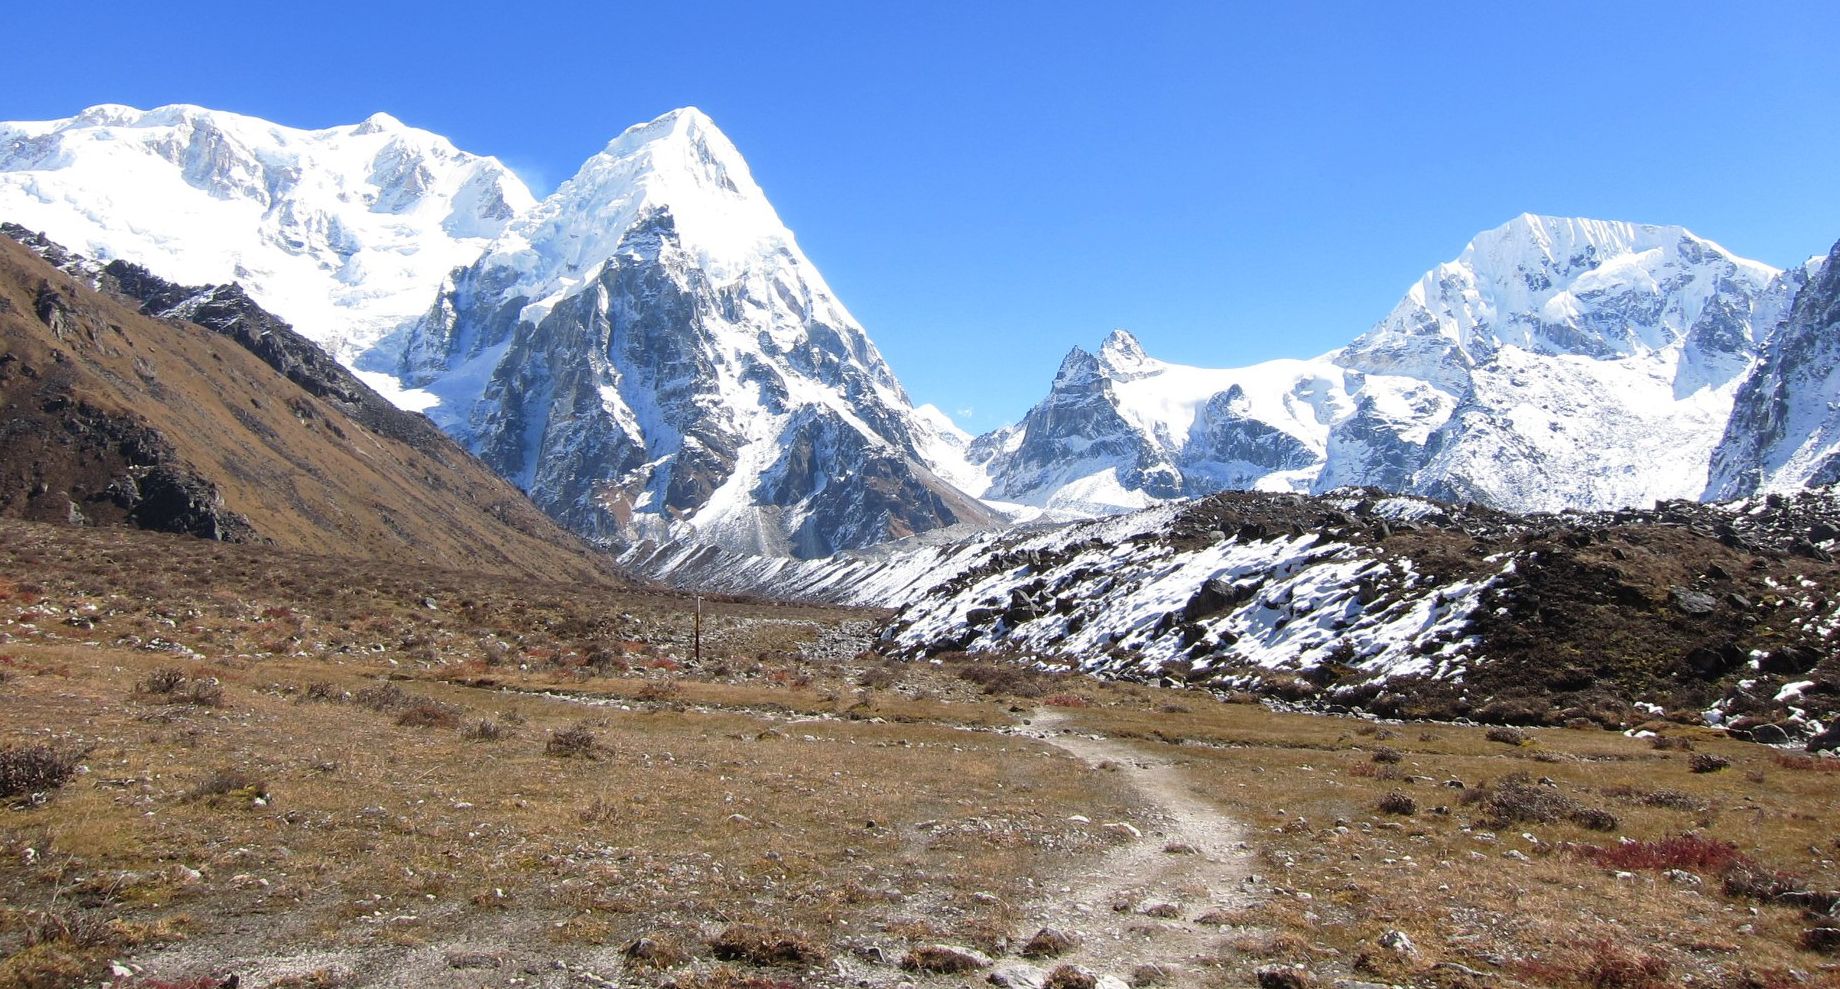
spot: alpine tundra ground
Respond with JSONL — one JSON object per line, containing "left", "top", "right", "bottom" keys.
{"left": 2, "top": 518, "right": 1837, "bottom": 989}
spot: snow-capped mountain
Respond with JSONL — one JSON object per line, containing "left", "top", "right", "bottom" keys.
{"left": 973, "top": 215, "right": 1797, "bottom": 516}
{"left": 970, "top": 329, "right": 1346, "bottom": 515}
{"left": 0, "top": 103, "right": 533, "bottom": 364}
{"left": 1707, "top": 241, "right": 1840, "bottom": 497}
{"left": 398, "top": 108, "right": 994, "bottom": 557}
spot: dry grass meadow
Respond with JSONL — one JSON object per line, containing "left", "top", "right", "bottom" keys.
{"left": 2, "top": 518, "right": 1838, "bottom": 988}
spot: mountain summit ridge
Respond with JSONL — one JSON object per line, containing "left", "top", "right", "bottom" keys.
{"left": 396, "top": 107, "right": 994, "bottom": 557}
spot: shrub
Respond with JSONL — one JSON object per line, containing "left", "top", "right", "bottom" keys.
{"left": 545, "top": 722, "right": 600, "bottom": 758}
{"left": 1370, "top": 746, "right": 1403, "bottom": 764}
{"left": 1464, "top": 772, "right": 1616, "bottom": 831}
{"left": 1688, "top": 753, "right": 1731, "bottom": 773}
{"left": 141, "top": 667, "right": 186, "bottom": 695}
{"left": 354, "top": 682, "right": 409, "bottom": 711}
{"left": 180, "top": 678, "right": 225, "bottom": 707}
{"left": 1601, "top": 785, "right": 1707, "bottom": 812}
{"left": 23, "top": 909, "right": 116, "bottom": 948}
{"left": 1575, "top": 833, "right": 1749, "bottom": 873}
{"left": 1044, "top": 693, "right": 1090, "bottom": 708}
{"left": 622, "top": 935, "right": 691, "bottom": 971}
{"left": 133, "top": 667, "right": 225, "bottom": 707}
{"left": 1516, "top": 939, "right": 1670, "bottom": 989}
{"left": 709, "top": 924, "right": 826, "bottom": 967}
{"left": 461, "top": 718, "right": 506, "bottom": 741}
{"left": 0, "top": 743, "right": 82, "bottom": 798}
{"left": 1020, "top": 927, "right": 1079, "bottom": 959}
{"left": 395, "top": 697, "right": 464, "bottom": 729}
{"left": 1043, "top": 965, "right": 1098, "bottom": 989}
{"left": 302, "top": 681, "right": 343, "bottom": 703}
{"left": 900, "top": 945, "right": 988, "bottom": 974}
{"left": 184, "top": 767, "right": 268, "bottom": 805}
{"left": 1649, "top": 735, "right": 1695, "bottom": 751}
{"left": 1485, "top": 725, "right": 1528, "bottom": 746}
{"left": 1569, "top": 807, "right": 1620, "bottom": 832}
{"left": 1377, "top": 791, "right": 1416, "bottom": 816}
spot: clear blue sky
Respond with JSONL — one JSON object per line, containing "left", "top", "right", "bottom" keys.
{"left": 9, "top": 2, "right": 1839, "bottom": 431}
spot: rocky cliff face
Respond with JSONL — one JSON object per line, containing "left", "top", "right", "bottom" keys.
{"left": 974, "top": 215, "right": 1798, "bottom": 517}
{"left": 399, "top": 109, "right": 994, "bottom": 558}
{"left": 1706, "top": 243, "right": 1840, "bottom": 498}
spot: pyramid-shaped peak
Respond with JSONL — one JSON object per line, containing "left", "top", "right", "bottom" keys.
{"left": 1099, "top": 328, "right": 1148, "bottom": 363}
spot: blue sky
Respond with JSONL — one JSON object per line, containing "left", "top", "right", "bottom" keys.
{"left": 9, "top": 2, "right": 1839, "bottom": 430}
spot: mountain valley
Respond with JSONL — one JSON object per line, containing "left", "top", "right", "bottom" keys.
{"left": 3, "top": 100, "right": 1840, "bottom": 989}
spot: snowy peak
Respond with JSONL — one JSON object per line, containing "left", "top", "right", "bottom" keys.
{"left": 399, "top": 107, "right": 993, "bottom": 558}
{"left": 483, "top": 106, "right": 820, "bottom": 322}
{"left": 1097, "top": 328, "right": 1154, "bottom": 376}
{"left": 1342, "top": 213, "right": 1782, "bottom": 394}
{"left": 0, "top": 103, "right": 534, "bottom": 360}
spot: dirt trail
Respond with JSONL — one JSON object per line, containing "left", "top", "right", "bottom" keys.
{"left": 999, "top": 711, "right": 1258, "bottom": 987}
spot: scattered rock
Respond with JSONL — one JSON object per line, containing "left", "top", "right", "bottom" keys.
{"left": 989, "top": 963, "right": 1046, "bottom": 989}
{"left": 1376, "top": 930, "right": 1416, "bottom": 956}
{"left": 1670, "top": 587, "right": 1719, "bottom": 615}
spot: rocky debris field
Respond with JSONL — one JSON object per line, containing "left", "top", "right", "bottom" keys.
{"left": 877, "top": 487, "right": 1840, "bottom": 747}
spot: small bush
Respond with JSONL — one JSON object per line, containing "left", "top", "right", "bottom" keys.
{"left": 1020, "top": 927, "right": 1079, "bottom": 959}
{"left": 180, "top": 678, "right": 224, "bottom": 707}
{"left": 184, "top": 767, "right": 268, "bottom": 805}
{"left": 1649, "top": 735, "right": 1695, "bottom": 751}
{"left": 141, "top": 667, "right": 186, "bottom": 695}
{"left": 302, "top": 681, "right": 343, "bottom": 703}
{"left": 1517, "top": 939, "right": 1670, "bottom": 989}
{"left": 1348, "top": 761, "right": 1404, "bottom": 780}
{"left": 622, "top": 935, "right": 691, "bottom": 971}
{"left": 1043, "top": 965, "right": 1098, "bottom": 989}
{"left": 546, "top": 722, "right": 600, "bottom": 758}
{"left": 709, "top": 924, "right": 826, "bottom": 967}
{"left": 461, "top": 718, "right": 505, "bottom": 741}
{"left": 135, "top": 668, "right": 224, "bottom": 706}
{"left": 1377, "top": 791, "right": 1416, "bottom": 815}
{"left": 1486, "top": 725, "right": 1528, "bottom": 746}
{"left": 1688, "top": 753, "right": 1732, "bottom": 773}
{"left": 0, "top": 743, "right": 82, "bottom": 798}
{"left": 1602, "top": 785, "right": 1706, "bottom": 812}
{"left": 1576, "top": 833, "right": 1748, "bottom": 873}
{"left": 23, "top": 909, "right": 116, "bottom": 948}
{"left": 395, "top": 697, "right": 464, "bottom": 729}
{"left": 354, "top": 682, "right": 409, "bottom": 711}
{"left": 1044, "top": 693, "right": 1090, "bottom": 708}
{"left": 1370, "top": 746, "right": 1403, "bottom": 764}
{"left": 1464, "top": 772, "right": 1617, "bottom": 831}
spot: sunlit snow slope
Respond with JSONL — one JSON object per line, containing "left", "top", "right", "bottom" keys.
{"left": 972, "top": 215, "right": 1799, "bottom": 517}
{"left": 0, "top": 103, "right": 533, "bottom": 362}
